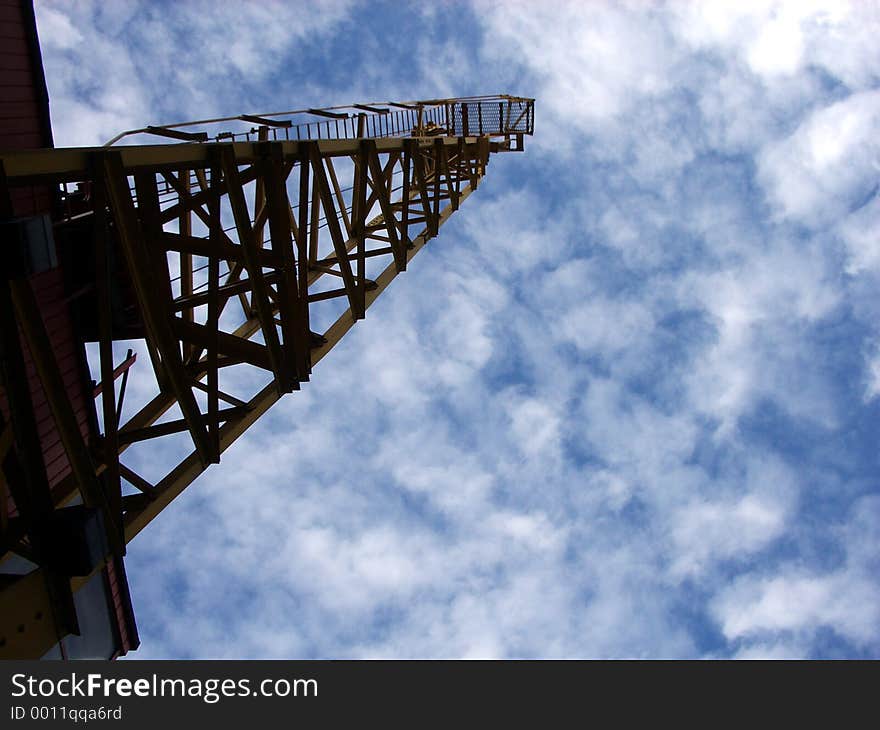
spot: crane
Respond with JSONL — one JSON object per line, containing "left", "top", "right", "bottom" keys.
{"left": 0, "top": 93, "right": 534, "bottom": 659}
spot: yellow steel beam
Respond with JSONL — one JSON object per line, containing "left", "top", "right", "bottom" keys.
{"left": 101, "top": 152, "right": 214, "bottom": 464}
{"left": 0, "top": 137, "right": 477, "bottom": 182}
{"left": 0, "top": 102, "right": 522, "bottom": 657}
{"left": 122, "top": 182, "right": 475, "bottom": 544}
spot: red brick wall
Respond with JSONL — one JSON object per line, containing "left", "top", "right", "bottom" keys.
{"left": 1, "top": 0, "right": 138, "bottom": 659}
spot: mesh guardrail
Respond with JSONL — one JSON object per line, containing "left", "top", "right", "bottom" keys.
{"left": 450, "top": 98, "right": 533, "bottom": 137}
{"left": 105, "top": 96, "right": 533, "bottom": 147}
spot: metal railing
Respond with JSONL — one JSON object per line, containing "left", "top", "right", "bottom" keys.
{"left": 104, "top": 95, "right": 534, "bottom": 147}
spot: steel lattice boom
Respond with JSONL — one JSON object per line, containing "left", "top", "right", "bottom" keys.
{"left": 0, "top": 95, "right": 533, "bottom": 658}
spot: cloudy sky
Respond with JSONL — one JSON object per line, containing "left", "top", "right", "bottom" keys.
{"left": 35, "top": 0, "right": 880, "bottom": 658}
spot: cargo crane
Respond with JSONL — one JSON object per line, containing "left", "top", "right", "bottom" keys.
{"left": 0, "top": 1, "right": 533, "bottom": 659}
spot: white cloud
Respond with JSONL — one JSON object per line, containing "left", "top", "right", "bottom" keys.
{"left": 712, "top": 496, "right": 880, "bottom": 651}
{"left": 35, "top": 0, "right": 357, "bottom": 146}
{"left": 477, "top": 0, "right": 682, "bottom": 155}
{"left": 559, "top": 297, "right": 655, "bottom": 357}
{"left": 36, "top": 4, "right": 83, "bottom": 50}
{"left": 672, "top": 1, "right": 879, "bottom": 86}
{"left": 758, "top": 89, "right": 880, "bottom": 227}
{"left": 839, "top": 196, "right": 880, "bottom": 276}
{"left": 677, "top": 238, "right": 841, "bottom": 431}
{"left": 505, "top": 394, "right": 563, "bottom": 461}
{"left": 36, "top": 0, "right": 880, "bottom": 659}
{"left": 864, "top": 341, "right": 880, "bottom": 402}
{"left": 715, "top": 570, "right": 880, "bottom": 649}
{"left": 667, "top": 456, "right": 798, "bottom": 579}
{"left": 579, "top": 377, "right": 699, "bottom": 478}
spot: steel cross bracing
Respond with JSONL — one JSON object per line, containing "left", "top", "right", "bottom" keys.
{"left": 0, "top": 96, "right": 533, "bottom": 656}
{"left": 106, "top": 134, "right": 495, "bottom": 542}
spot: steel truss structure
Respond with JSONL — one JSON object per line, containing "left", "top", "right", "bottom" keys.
{"left": 0, "top": 95, "right": 533, "bottom": 657}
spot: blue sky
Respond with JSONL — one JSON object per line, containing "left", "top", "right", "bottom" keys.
{"left": 35, "top": 0, "right": 880, "bottom": 658}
